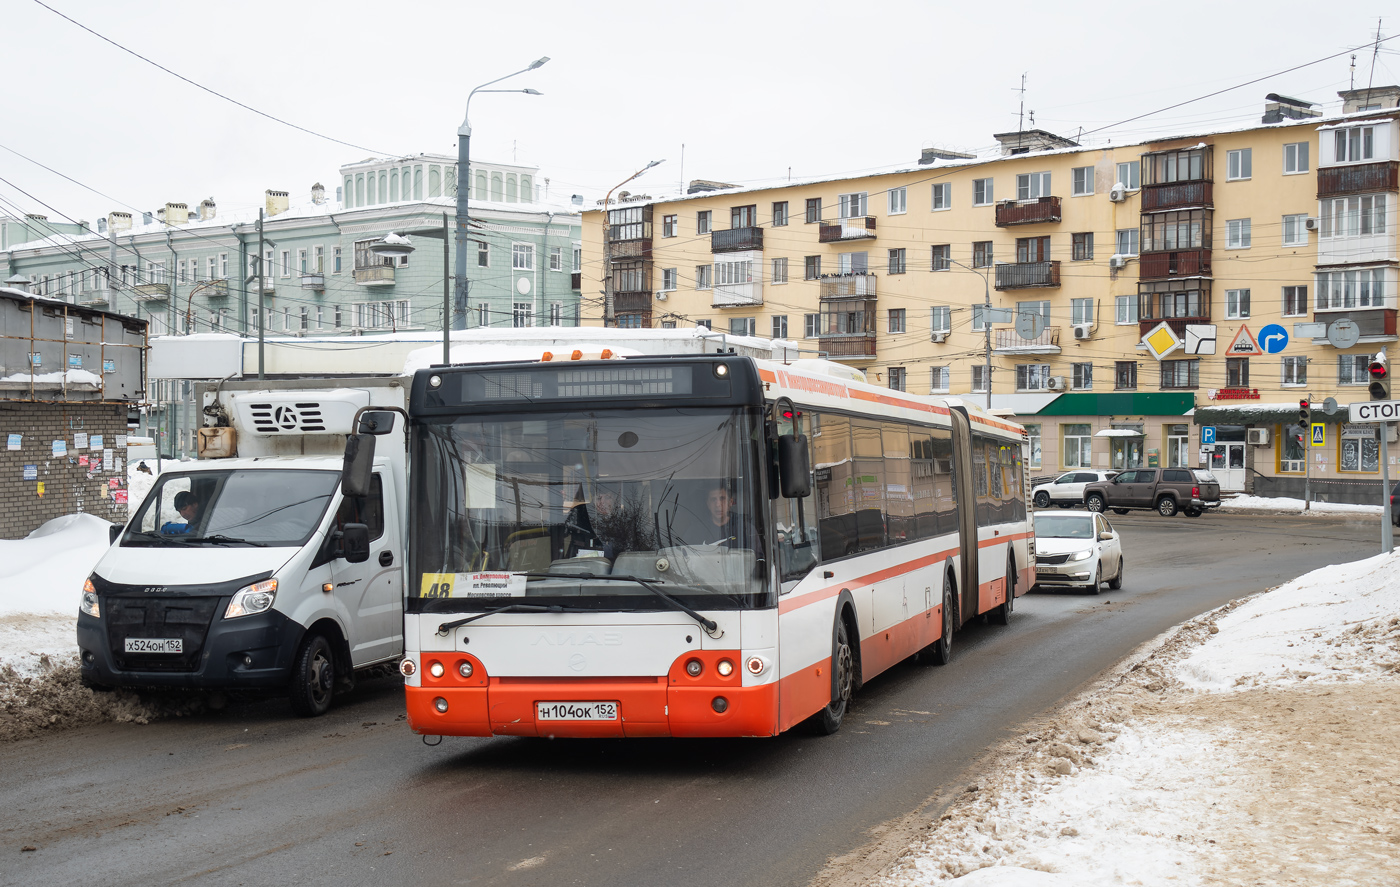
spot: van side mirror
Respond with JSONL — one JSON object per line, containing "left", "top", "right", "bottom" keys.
{"left": 777, "top": 434, "right": 811, "bottom": 498}
{"left": 342, "top": 434, "right": 376, "bottom": 498}
{"left": 342, "top": 523, "right": 370, "bottom": 563}
{"left": 357, "top": 410, "right": 397, "bottom": 435}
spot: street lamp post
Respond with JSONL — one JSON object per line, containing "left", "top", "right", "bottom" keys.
{"left": 601, "top": 160, "right": 664, "bottom": 327}
{"left": 947, "top": 259, "right": 994, "bottom": 410}
{"left": 453, "top": 58, "right": 549, "bottom": 334}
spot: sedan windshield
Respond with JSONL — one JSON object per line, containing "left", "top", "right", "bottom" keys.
{"left": 123, "top": 469, "right": 340, "bottom": 547}
{"left": 1034, "top": 514, "right": 1095, "bottom": 539}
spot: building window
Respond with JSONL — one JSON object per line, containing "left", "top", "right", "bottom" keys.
{"left": 1341, "top": 426, "right": 1380, "bottom": 473}
{"left": 1339, "top": 353, "right": 1369, "bottom": 384}
{"left": 696, "top": 319, "right": 712, "bottom": 330}
{"left": 804, "top": 255, "right": 821, "bottom": 280}
{"left": 1115, "top": 361, "right": 1137, "bottom": 389}
{"left": 660, "top": 320, "right": 677, "bottom": 329}
{"left": 930, "top": 305, "right": 951, "bottom": 335}
{"left": 1071, "top": 298, "right": 1094, "bottom": 326}
{"left": 512, "top": 243, "right": 534, "bottom": 270}
{"left": 1163, "top": 424, "right": 1189, "bottom": 468}
{"left": 549, "top": 302, "right": 564, "bottom": 325}
{"left": 1023, "top": 423, "right": 1042, "bottom": 468}
{"left": 1115, "top": 228, "right": 1139, "bottom": 256}
{"left": 1063, "top": 424, "right": 1092, "bottom": 468}
{"left": 333, "top": 247, "right": 342, "bottom": 273}
{"left": 1316, "top": 269, "right": 1386, "bottom": 309}
{"left": 1226, "top": 148, "right": 1252, "bottom": 180}
{"left": 695, "top": 265, "right": 712, "bottom": 290}
{"left": 1282, "top": 356, "right": 1307, "bottom": 386}
{"left": 1016, "top": 236, "right": 1050, "bottom": 263}
{"left": 1334, "top": 125, "right": 1375, "bottom": 163}
{"left": 696, "top": 211, "right": 711, "bottom": 235}
{"left": 888, "top": 367, "right": 906, "bottom": 391}
{"left": 930, "top": 366, "right": 950, "bottom": 393}
{"left": 771, "top": 257, "right": 788, "bottom": 284}
{"left": 1283, "top": 285, "right": 1308, "bottom": 317}
{"left": 1115, "top": 295, "right": 1138, "bottom": 324}
{"left": 930, "top": 183, "right": 950, "bottom": 211}
{"left": 1226, "top": 357, "right": 1250, "bottom": 387}
{"left": 354, "top": 299, "right": 410, "bottom": 330}
{"left": 888, "top": 187, "right": 907, "bottom": 215}
{"left": 1320, "top": 195, "right": 1387, "bottom": 238}
{"left": 1226, "top": 218, "right": 1251, "bottom": 249}
{"left": 1221, "top": 288, "right": 1250, "bottom": 319}
{"left": 772, "top": 202, "right": 788, "bottom": 227}
{"left": 971, "top": 304, "right": 988, "bottom": 331}
{"left": 661, "top": 268, "right": 678, "bottom": 291}
{"left": 512, "top": 302, "right": 534, "bottom": 328}
{"left": 1016, "top": 171, "right": 1051, "bottom": 200}
{"left": 660, "top": 214, "right": 677, "bottom": 238}
{"left": 1016, "top": 364, "right": 1051, "bottom": 391}
{"left": 1071, "top": 363, "right": 1092, "bottom": 390}
{"left": 613, "top": 260, "right": 645, "bottom": 293}
{"left": 1116, "top": 161, "right": 1140, "bottom": 190}
{"left": 617, "top": 314, "right": 645, "bottom": 329}
{"left": 298, "top": 249, "right": 307, "bottom": 274}
{"left": 888, "top": 248, "right": 906, "bottom": 275}
{"left": 1283, "top": 142, "right": 1309, "bottom": 174}
{"left": 888, "top": 308, "right": 906, "bottom": 333}
{"left": 926, "top": 244, "right": 950, "bottom": 272}
{"left": 804, "top": 313, "right": 820, "bottom": 337}
{"left": 477, "top": 241, "right": 490, "bottom": 267}
{"left": 573, "top": 245, "right": 582, "bottom": 272}
{"left": 1282, "top": 214, "right": 1309, "bottom": 246}
{"left": 772, "top": 315, "right": 788, "bottom": 339}
{"left": 1160, "top": 358, "right": 1200, "bottom": 389}
{"left": 805, "top": 198, "right": 821, "bottom": 224}
{"left": 300, "top": 306, "right": 309, "bottom": 330}
{"left": 729, "top": 317, "right": 756, "bottom": 336}
{"left": 1072, "top": 232, "right": 1093, "bottom": 260}
{"left": 971, "top": 365, "right": 990, "bottom": 393}
{"left": 549, "top": 247, "right": 562, "bottom": 271}
{"left": 838, "top": 192, "right": 867, "bottom": 218}
{"left": 280, "top": 250, "right": 290, "bottom": 277}
{"left": 973, "top": 178, "right": 993, "bottom": 206}
{"left": 732, "top": 205, "right": 756, "bottom": 229}
{"left": 1071, "top": 166, "right": 1094, "bottom": 196}
{"left": 972, "top": 241, "right": 993, "bottom": 268}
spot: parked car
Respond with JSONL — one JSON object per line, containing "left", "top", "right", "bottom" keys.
{"left": 1031, "top": 470, "right": 1119, "bottom": 509}
{"left": 1082, "top": 467, "right": 1221, "bottom": 517}
{"left": 1032, "top": 511, "right": 1124, "bottom": 593}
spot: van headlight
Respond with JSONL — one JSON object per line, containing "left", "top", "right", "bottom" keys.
{"left": 225, "top": 579, "right": 278, "bottom": 619}
{"left": 80, "top": 578, "right": 100, "bottom": 618}
{"left": 1068, "top": 549, "right": 1095, "bottom": 562}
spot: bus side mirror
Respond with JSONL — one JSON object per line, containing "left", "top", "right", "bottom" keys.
{"left": 342, "top": 523, "right": 371, "bottom": 563}
{"left": 778, "top": 434, "right": 811, "bottom": 498}
{"left": 342, "top": 434, "right": 376, "bottom": 498}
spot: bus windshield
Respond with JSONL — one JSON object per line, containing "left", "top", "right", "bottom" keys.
{"left": 410, "top": 407, "right": 769, "bottom": 612}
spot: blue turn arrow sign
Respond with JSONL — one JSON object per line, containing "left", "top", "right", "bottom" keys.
{"left": 1258, "top": 323, "right": 1289, "bottom": 354}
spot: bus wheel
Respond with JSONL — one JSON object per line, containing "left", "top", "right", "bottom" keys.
{"left": 990, "top": 559, "right": 1014, "bottom": 626}
{"left": 812, "top": 617, "right": 855, "bottom": 735}
{"left": 288, "top": 632, "right": 335, "bottom": 717}
{"left": 929, "top": 572, "right": 956, "bottom": 665}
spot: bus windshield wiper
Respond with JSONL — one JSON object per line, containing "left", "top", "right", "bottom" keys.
{"left": 523, "top": 571, "right": 722, "bottom": 638}
{"left": 436, "top": 602, "right": 596, "bottom": 635}
{"left": 195, "top": 534, "right": 268, "bottom": 547}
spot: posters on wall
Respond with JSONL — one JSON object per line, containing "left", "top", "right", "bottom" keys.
{"left": 7, "top": 434, "right": 20, "bottom": 450}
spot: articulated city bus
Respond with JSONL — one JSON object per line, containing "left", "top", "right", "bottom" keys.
{"left": 357, "top": 353, "right": 1031, "bottom": 738}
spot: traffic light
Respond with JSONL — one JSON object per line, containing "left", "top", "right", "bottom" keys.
{"left": 1369, "top": 352, "right": 1390, "bottom": 401}
{"left": 1299, "top": 399, "right": 1311, "bottom": 425}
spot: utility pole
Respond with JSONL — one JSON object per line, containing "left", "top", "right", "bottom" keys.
{"left": 601, "top": 160, "right": 665, "bottom": 327}
{"left": 257, "top": 209, "right": 265, "bottom": 380}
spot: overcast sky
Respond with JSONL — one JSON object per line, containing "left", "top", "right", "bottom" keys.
{"left": 2, "top": 0, "right": 1394, "bottom": 227}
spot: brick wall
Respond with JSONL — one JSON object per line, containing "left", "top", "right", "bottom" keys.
{"left": 0, "top": 402, "right": 131, "bottom": 539}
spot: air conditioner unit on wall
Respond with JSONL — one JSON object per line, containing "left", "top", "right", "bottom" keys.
{"left": 1304, "top": 217, "right": 1320, "bottom": 231}
{"left": 1108, "top": 255, "right": 1127, "bottom": 270}
{"left": 1073, "top": 324, "right": 1093, "bottom": 340}
{"left": 1109, "top": 186, "right": 1126, "bottom": 202}
{"left": 931, "top": 332, "right": 948, "bottom": 343}
{"left": 1247, "top": 428, "right": 1271, "bottom": 446}
{"left": 1047, "top": 376, "right": 1065, "bottom": 391}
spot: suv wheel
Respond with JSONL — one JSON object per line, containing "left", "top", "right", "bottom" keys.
{"left": 1033, "top": 491, "right": 1051, "bottom": 509}
{"left": 1085, "top": 494, "right": 1105, "bottom": 513}
{"left": 1157, "top": 496, "right": 1178, "bottom": 517}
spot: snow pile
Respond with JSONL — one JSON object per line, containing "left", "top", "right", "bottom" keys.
{"left": 0, "top": 513, "right": 112, "bottom": 618}
{"left": 127, "top": 458, "right": 159, "bottom": 508}
{"left": 1218, "top": 494, "right": 1383, "bottom": 514}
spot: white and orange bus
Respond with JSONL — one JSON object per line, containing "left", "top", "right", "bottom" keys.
{"left": 356, "top": 353, "right": 1032, "bottom": 738}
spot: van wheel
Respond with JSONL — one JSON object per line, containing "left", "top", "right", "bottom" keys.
{"left": 288, "top": 632, "right": 335, "bottom": 717}
{"left": 811, "top": 616, "right": 855, "bottom": 735}
{"left": 1085, "top": 494, "right": 1106, "bottom": 513}
{"left": 1033, "top": 491, "right": 1051, "bottom": 508}
{"left": 990, "top": 559, "right": 1014, "bottom": 626}
{"left": 1157, "top": 497, "right": 1178, "bottom": 517}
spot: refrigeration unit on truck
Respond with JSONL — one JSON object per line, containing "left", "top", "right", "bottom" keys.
{"left": 77, "top": 376, "right": 407, "bottom": 716}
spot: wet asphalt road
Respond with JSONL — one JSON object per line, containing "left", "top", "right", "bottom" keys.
{"left": 0, "top": 511, "right": 1383, "bottom": 887}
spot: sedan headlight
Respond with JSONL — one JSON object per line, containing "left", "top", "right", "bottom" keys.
{"left": 1068, "top": 549, "right": 1095, "bottom": 562}
{"left": 225, "top": 579, "right": 278, "bottom": 619}
{"left": 80, "top": 578, "right": 100, "bottom": 618}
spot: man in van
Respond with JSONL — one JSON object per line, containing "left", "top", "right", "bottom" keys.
{"left": 160, "top": 491, "right": 200, "bottom": 535}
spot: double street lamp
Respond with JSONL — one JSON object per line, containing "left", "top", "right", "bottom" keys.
{"left": 945, "top": 258, "right": 995, "bottom": 410}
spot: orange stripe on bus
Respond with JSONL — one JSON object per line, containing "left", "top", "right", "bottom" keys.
{"left": 758, "top": 369, "right": 777, "bottom": 383}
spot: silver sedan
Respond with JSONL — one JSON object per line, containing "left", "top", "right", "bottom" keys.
{"left": 1032, "top": 511, "right": 1124, "bottom": 593}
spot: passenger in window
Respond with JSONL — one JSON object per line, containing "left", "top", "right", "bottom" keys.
{"left": 565, "top": 488, "right": 620, "bottom": 559}
{"left": 160, "top": 491, "right": 199, "bottom": 534}
{"left": 697, "top": 481, "right": 763, "bottom": 559}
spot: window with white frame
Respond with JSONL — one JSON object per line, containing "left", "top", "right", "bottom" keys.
{"left": 297, "top": 249, "right": 307, "bottom": 273}
{"left": 1071, "top": 298, "right": 1094, "bottom": 325}
{"left": 513, "top": 302, "right": 533, "bottom": 328}
{"left": 695, "top": 265, "right": 712, "bottom": 290}
{"left": 1016, "top": 171, "right": 1051, "bottom": 199}
{"left": 178, "top": 261, "right": 187, "bottom": 284}
{"left": 333, "top": 247, "right": 343, "bottom": 273}
{"left": 550, "top": 247, "right": 562, "bottom": 271}
{"left": 838, "top": 192, "right": 867, "bottom": 218}
{"left": 804, "top": 313, "right": 820, "bottom": 337}
{"left": 696, "top": 211, "right": 711, "bottom": 234}
{"left": 300, "top": 306, "right": 309, "bottom": 330}
{"left": 728, "top": 317, "right": 756, "bottom": 337}
{"left": 973, "top": 178, "right": 993, "bottom": 205}
{"left": 971, "top": 365, "right": 990, "bottom": 393}
{"left": 888, "top": 187, "right": 907, "bottom": 214}
{"left": 930, "top": 305, "right": 951, "bottom": 334}
{"left": 220, "top": 253, "right": 228, "bottom": 277}
{"left": 923, "top": 365, "right": 949, "bottom": 394}
{"left": 772, "top": 315, "right": 788, "bottom": 339}
{"left": 1016, "top": 363, "right": 1052, "bottom": 390}
{"left": 1018, "top": 300, "right": 1050, "bottom": 328}
{"left": 1282, "top": 356, "right": 1307, "bottom": 386}
{"left": 661, "top": 268, "right": 678, "bottom": 291}
{"left": 1339, "top": 353, "right": 1369, "bottom": 384}
{"left": 1116, "top": 160, "right": 1140, "bottom": 190}
{"left": 1115, "top": 295, "right": 1138, "bottom": 324}
{"left": 1024, "top": 423, "right": 1042, "bottom": 468}
{"left": 512, "top": 243, "right": 534, "bottom": 270}
{"left": 1166, "top": 424, "right": 1190, "bottom": 468}
{"left": 280, "top": 250, "right": 290, "bottom": 277}
{"left": 549, "top": 302, "right": 563, "bottom": 325}
{"left": 930, "top": 183, "right": 950, "bottom": 211}
{"left": 354, "top": 299, "right": 410, "bottom": 330}
{"left": 888, "top": 248, "right": 906, "bottom": 274}
{"left": 771, "top": 257, "right": 788, "bottom": 284}
{"left": 1071, "top": 362, "right": 1093, "bottom": 390}
{"left": 572, "top": 245, "right": 582, "bottom": 272}
{"left": 1320, "top": 195, "right": 1387, "bottom": 238}
{"left": 888, "top": 367, "right": 906, "bottom": 391}
{"left": 662, "top": 214, "right": 677, "bottom": 237}
{"left": 971, "top": 304, "right": 988, "bottom": 331}
{"left": 1226, "top": 218, "right": 1251, "bottom": 249}
{"left": 1226, "top": 148, "right": 1252, "bottom": 180}
{"left": 1283, "top": 142, "right": 1309, "bottom": 174}
{"left": 1283, "top": 285, "right": 1308, "bottom": 317}
{"left": 1225, "top": 288, "right": 1250, "bottom": 319}
{"left": 1333, "top": 125, "right": 1375, "bottom": 163}
{"left": 931, "top": 244, "right": 951, "bottom": 271}
{"left": 1063, "top": 424, "right": 1092, "bottom": 468}
{"left": 1115, "top": 228, "right": 1139, "bottom": 256}
{"left": 1316, "top": 268, "right": 1386, "bottom": 309}
{"left": 477, "top": 241, "right": 490, "bottom": 267}
{"left": 1071, "top": 166, "right": 1094, "bottom": 196}
{"left": 714, "top": 259, "right": 751, "bottom": 288}
{"left": 477, "top": 302, "right": 490, "bottom": 327}
{"left": 1282, "top": 213, "right": 1309, "bottom": 246}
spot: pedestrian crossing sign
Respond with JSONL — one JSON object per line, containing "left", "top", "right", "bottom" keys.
{"left": 1311, "top": 423, "right": 1326, "bottom": 446}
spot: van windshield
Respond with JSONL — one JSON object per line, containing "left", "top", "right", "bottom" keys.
{"left": 122, "top": 469, "right": 340, "bottom": 547}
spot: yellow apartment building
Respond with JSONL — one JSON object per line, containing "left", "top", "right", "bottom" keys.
{"left": 581, "top": 88, "right": 1400, "bottom": 503}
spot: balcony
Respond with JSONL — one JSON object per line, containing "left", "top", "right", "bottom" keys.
{"left": 818, "top": 217, "right": 876, "bottom": 243}
{"left": 1140, "top": 180, "right": 1213, "bottom": 211}
{"left": 354, "top": 265, "right": 395, "bottom": 286}
{"left": 132, "top": 283, "right": 169, "bottom": 301}
{"left": 712, "top": 227, "right": 764, "bottom": 253}
{"left": 195, "top": 279, "right": 229, "bottom": 298}
{"left": 994, "top": 326, "right": 1061, "bottom": 354}
{"left": 613, "top": 291, "right": 652, "bottom": 313}
{"left": 78, "top": 290, "right": 110, "bottom": 307}
{"left": 1138, "top": 249, "right": 1211, "bottom": 280}
{"left": 818, "top": 273, "right": 877, "bottom": 300}
{"left": 1139, "top": 317, "right": 1211, "bottom": 339}
{"left": 994, "top": 196, "right": 1061, "bottom": 227}
{"left": 713, "top": 282, "right": 762, "bottom": 308}
{"left": 817, "top": 333, "right": 877, "bottom": 358}
{"left": 610, "top": 239, "right": 652, "bottom": 259}
{"left": 994, "top": 261, "right": 1060, "bottom": 290}
{"left": 1318, "top": 161, "right": 1399, "bottom": 198}
{"left": 300, "top": 273, "right": 325, "bottom": 290}
{"left": 1310, "top": 308, "right": 1397, "bottom": 341}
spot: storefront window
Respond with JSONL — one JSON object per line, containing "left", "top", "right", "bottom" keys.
{"left": 1166, "top": 424, "right": 1189, "bottom": 468}
{"left": 1063, "top": 424, "right": 1092, "bottom": 468}
{"left": 1110, "top": 426, "right": 1144, "bottom": 469}
{"left": 1024, "top": 424, "right": 1042, "bottom": 468}
{"left": 1280, "top": 424, "right": 1304, "bottom": 473}
{"left": 1340, "top": 425, "right": 1379, "bottom": 472}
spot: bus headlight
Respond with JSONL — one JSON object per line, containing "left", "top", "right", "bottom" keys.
{"left": 428, "top": 661, "right": 445, "bottom": 678}
{"left": 685, "top": 658, "right": 703, "bottom": 677}
{"left": 224, "top": 579, "right": 277, "bottom": 619}
{"left": 717, "top": 659, "right": 734, "bottom": 677}
{"left": 458, "top": 661, "right": 473, "bottom": 678}
{"left": 81, "top": 578, "right": 100, "bottom": 618}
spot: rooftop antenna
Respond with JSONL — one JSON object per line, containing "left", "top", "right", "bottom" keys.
{"left": 1350, "top": 53, "right": 1357, "bottom": 90}
{"left": 679, "top": 143, "right": 685, "bottom": 193}
{"left": 1016, "top": 73, "right": 1027, "bottom": 151}
{"left": 1364, "top": 18, "right": 1383, "bottom": 107}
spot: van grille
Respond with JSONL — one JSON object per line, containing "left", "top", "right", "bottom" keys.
{"left": 247, "top": 401, "right": 327, "bottom": 433}
{"left": 106, "top": 596, "right": 221, "bottom": 672}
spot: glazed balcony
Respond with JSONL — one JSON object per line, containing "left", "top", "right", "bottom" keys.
{"left": 818, "top": 217, "right": 876, "bottom": 243}
{"left": 993, "top": 326, "right": 1061, "bottom": 354}
{"left": 817, "top": 333, "right": 877, "bottom": 358}
{"left": 1138, "top": 316, "right": 1211, "bottom": 339}
{"left": 613, "top": 291, "right": 652, "bottom": 313}
{"left": 994, "top": 261, "right": 1060, "bottom": 290}
{"left": 354, "top": 265, "right": 395, "bottom": 286}
{"left": 1140, "top": 180, "right": 1213, "bottom": 211}
{"left": 1138, "top": 249, "right": 1212, "bottom": 280}
{"left": 1310, "top": 307, "right": 1397, "bottom": 340}
{"left": 1317, "top": 161, "right": 1399, "bottom": 198}
{"left": 711, "top": 227, "right": 764, "bottom": 253}
{"left": 609, "top": 239, "right": 652, "bottom": 259}
{"left": 994, "top": 196, "right": 1061, "bottom": 227}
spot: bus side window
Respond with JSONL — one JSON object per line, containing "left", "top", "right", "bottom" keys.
{"left": 776, "top": 430, "right": 820, "bottom": 584}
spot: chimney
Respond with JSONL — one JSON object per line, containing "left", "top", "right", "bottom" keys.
{"left": 311, "top": 182, "right": 326, "bottom": 205}
{"left": 78, "top": 220, "right": 90, "bottom": 232}
{"left": 108, "top": 211, "right": 132, "bottom": 234}
{"left": 97, "top": 218, "right": 107, "bottom": 235}
{"left": 265, "top": 189, "right": 289, "bottom": 217}
{"left": 25, "top": 213, "right": 48, "bottom": 222}
{"left": 141, "top": 211, "right": 153, "bottom": 226}
{"left": 1262, "top": 93, "right": 1321, "bottom": 124}
{"left": 164, "top": 202, "right": 189, "bottom": 225}
{"left": 918, "top": 146, "right": 977, "bottom": 166}
{"left": 156, "top": 207, "right": 166, "bottom": 222}
{"left": 199, "top": 198, "right": 216, "bottom": 220}
{"left": 991, "top": 129, "right": 1079, "bottom": 156}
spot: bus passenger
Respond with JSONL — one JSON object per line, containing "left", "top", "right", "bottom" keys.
{"left": 698, "top": 481, "right": 763, "bottom": 560}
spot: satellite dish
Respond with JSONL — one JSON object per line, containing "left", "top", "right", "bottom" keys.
{"left": 1015, "top": 311, "right": 1045, "bottom": 339}
{"left": 1328, "top": 318, "right": 1360, "bottom": 350}
{"left": 1323, "top": 397, "right": 1339, "bottom": 416}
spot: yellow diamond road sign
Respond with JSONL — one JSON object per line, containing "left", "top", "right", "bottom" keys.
{"left": 1142, "top": 321, "right": 1183, "bottom": 360}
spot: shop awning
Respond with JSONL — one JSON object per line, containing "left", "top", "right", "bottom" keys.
{"left": 1095, "top": 429, "right": 1144, "bottom": 437}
